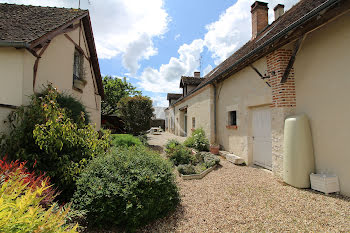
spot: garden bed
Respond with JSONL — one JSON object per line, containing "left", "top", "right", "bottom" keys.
{"left": 180, "top": 164, "right": 217, "bottom": 180}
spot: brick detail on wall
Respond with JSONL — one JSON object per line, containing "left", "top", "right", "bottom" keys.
{"left": 267, "top": 49, "right": 296, "bottom": 108}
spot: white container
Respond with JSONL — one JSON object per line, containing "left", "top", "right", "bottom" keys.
{"left": 283, "top": 114, "right": 315, "bottom": 188}
{"left": 310, "top": 173, "right": 340, "bottom": 194}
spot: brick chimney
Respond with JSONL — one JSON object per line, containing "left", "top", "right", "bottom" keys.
{"left": 274, "top": 4, "right": 284, "bottom": 20}
{"left": 194, "top": 71, "right": 200, "bottom": 78}
{"left": 251, "top": 1, "right": 268, "bottom": 39}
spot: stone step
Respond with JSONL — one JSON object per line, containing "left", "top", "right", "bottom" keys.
{"left": 226, "top": 154, "right": 245, "bottom": 165}
{"left": 219, "top": 150, "right": 245, "bottom": 165}
{"left": 219, "top": 150, "right": 230, "bottom": 156}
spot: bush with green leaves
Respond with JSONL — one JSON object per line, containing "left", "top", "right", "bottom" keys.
{"left": 137, "top": 134, "right": 149, "bottom": 146}
{"left": 176, "top": 152, "right": 220, "bottom": 175}
{"left": 37, "top": 88, "right": 90, "bottom": 125}
{"left": 118, "top": 95, "right": 154, "bottom": 135}
{"left": 110, "top": 134, "right": 142, "bottom": 147}
{"left": 183, "top": 128, "right": 209, "bottom": 151}
{"left": 177, "top": 164, "right": 196, "bottom": 175}
{"left": 202, "top": 152, "right": 220, "bottom": 168}
{"left": 166, "top": 144, "right": 192, "bottom": 166}
{"left": 72, "top": 146, "right": 179, "bottom": 230}
{"left": 0, "top": 84, "right": 111, "bottom": 200}
{"left": 164, "top": 139, "right": 181, "bottom": 154}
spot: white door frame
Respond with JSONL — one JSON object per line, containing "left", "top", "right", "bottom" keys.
{"left": 252, "top": 107, "right": 272, "bottom": 170}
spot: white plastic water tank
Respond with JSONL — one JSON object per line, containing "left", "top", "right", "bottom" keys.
{"left": 283, "top": 113, "right": 315, "bottom": 188}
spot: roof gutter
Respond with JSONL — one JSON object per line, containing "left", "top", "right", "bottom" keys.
{"left": 0, "top": 40, "right": 41, "bottom": 58}
{"left": 0, "top": 41, "right": 30, "bottom": 48}
{"left": 204, "top": 0, "right": 341, "bottom": 86}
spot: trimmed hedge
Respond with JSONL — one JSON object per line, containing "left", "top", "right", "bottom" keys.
{"left": 72, "top": 146, "right": 179, "bottom": 229}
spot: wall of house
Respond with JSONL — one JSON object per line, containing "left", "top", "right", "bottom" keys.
{"left": 186, "top": 84, "right": 197, "bottom": 95}
{"left": 0, "top": 47, "right": 34, "bottom": 132}
{"left": 174, "top": 86, "right": 215, "bottom": 142}
{"left": 294, "top": 12, "right": 350, "bottom": 196}
{"left": 0, "top": 48, "right": 25, "bottom": 107}
{"left": 34, "top": 21, "right": 101, "bottom": 129}
{"left": 216, "top": 57, "right": 272, "bottom": 164}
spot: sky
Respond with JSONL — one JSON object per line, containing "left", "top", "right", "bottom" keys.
{"left": 1, "top": 0, "right": 299, "bottom": 107}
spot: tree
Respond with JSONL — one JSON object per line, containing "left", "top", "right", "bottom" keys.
{"left": 101, "top": 76, "right": 141, "bottom": 116}
{"left": 118, "top": 95, "right": 154, "bottom": 135}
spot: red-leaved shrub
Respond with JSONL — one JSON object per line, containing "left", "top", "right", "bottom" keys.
{"left": 0, "top": 156, "right": 57, "bottom": 208}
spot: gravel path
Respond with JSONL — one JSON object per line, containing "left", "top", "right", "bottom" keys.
{"left": 140, "top": 134, "right": 350, "bottom": 232}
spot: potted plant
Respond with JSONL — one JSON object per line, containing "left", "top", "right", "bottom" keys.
{"left": 210, "top": 143, "right": 220, "bottom": 155}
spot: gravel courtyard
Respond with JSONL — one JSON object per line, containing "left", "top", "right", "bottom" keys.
{"left": 140, "top": 133, "right": 350, "bottom": 232}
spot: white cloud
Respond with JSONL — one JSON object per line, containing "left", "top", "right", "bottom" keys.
{"left": 138, "top": 39, "right": 204, "bottom": 93}
{"left": 203, "top": 64, "right": 213, "bottom": 76}
{"left": 138, "top": 0, "right": 299, "bottom": 95}
{"left": 151, "top": 95, "right": 168, "bottom": 107}
{"left": 174, "top": 34, "right": 180, "bottom": 40}
{"left": 204, "top": 0, "right": 299, "bottom": 65}
{"left": 0, "top": 0, "right": 169, "bottom": 74}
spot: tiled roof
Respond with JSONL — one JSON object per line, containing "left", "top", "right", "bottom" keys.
{"left": 167, "top": 93, "right": 182, "bottom": 100}
{"left": 172, "top": 0, "right": 345, "bottom": 106}
{"left": 180, "top": 76, "right": 204, "bottom": 88}
{"left": 0, "top": 3, "right": 87, "bottom": 43}
{"left": 0, "top": 4, "right": 105, "bottom": 98}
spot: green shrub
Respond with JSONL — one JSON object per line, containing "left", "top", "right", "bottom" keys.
{"left": 37, "top": 89, "right": 90, "bottom": 125}
{"left": 177, "top": 164, "right": 196, "bottom": 175}
{"left": 0, "top": 169, "right": 78, "bottom": 233}
{"left": 111, "top": 134, "right": 142, "bottom": 147}
{"left": 202, "top": 152, "right": 220, "bottom": 168}
{"left": 183, "top": 128, "right": 209, "bottom": 151}
{"left": 183, "top": 136, "right": 194, "bottom": 148}
{"left": 166, "top": 144, "right": 192, "bottom": 166}
{"left": 0, "top": 85, "right": 111, "bottom": 200}
{"left": 72, "top": 146, "right": 179, "bottom": 230}
{"left": 165, "top": 139, "right": 181, "bottom": 149}
{"left": 118, "top": 95, "right": 154, "bottom": 135}
{"left": 164, "top": 139, "right": 181, "bottom": 155}
{"left": 137, "top": 134, "right": 149, "bottom": 146}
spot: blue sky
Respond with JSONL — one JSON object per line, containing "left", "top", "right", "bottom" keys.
{"left": 99, "top": 0, "right": 235, "bottom": 105}
{"left": 1, "top": 0, "right": 299, "bottom": 106}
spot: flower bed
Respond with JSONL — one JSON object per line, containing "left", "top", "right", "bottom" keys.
{"left": 165, "top": 140, "right": 220, "bottom": 179}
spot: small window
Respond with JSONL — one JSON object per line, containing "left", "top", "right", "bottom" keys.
{"left": 228, "top": 111, "right": 237, "bottom": 126}
{"left": 73, "top": 49, "right": 83, "bottom": 81}
{"left": 192, "top": 117, "right": 195, "bottom": 128}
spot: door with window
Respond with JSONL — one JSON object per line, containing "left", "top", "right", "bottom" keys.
{"left": 252, "top": 108, "right": 272, "bottom": 170}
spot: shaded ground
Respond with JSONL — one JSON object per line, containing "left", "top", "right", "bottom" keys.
{"left": 138, "top": 132, "right": 350, "bottom": 232}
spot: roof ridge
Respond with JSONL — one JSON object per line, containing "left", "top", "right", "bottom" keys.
{"left": 0, "top": 3, "right": 88, "bottom": 11}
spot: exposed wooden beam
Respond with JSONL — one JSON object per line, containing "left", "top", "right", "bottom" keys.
{"left": 0, "top": 103, "right": 17, "bottom": 109}
{"left": 250, "top": 64, "right": 271, "bottom": 87}
{"left": 30, "top": 13, "right": 87, "bottom": 49}
{"left": 64, "top": 33, "right": 90, "bottom": 61}
{"left": 33, "top": 42, "right": 51, "bottom": 90}
{"left": 280, "top": 36, "right": 305, "bottom": 83}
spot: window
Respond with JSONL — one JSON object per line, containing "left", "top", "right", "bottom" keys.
{"left": 192, "top": 117, "right": 195, "bottom": 129}
{"left": 228, "top": 111, "right": 237, "bottom": 126}
{"left": 73, "top": 49, "right": 83, "bottom": 81}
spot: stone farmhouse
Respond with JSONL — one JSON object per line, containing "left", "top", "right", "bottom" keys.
{"left": 165, "top": 0, "right": 350, "bottom": 196}
{"left": 0, "top": 4, "right": 104, "bottom": 131}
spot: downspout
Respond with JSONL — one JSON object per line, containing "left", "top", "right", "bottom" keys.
{"left": 213, "top": 83, "right": 217, "bottom": 143}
